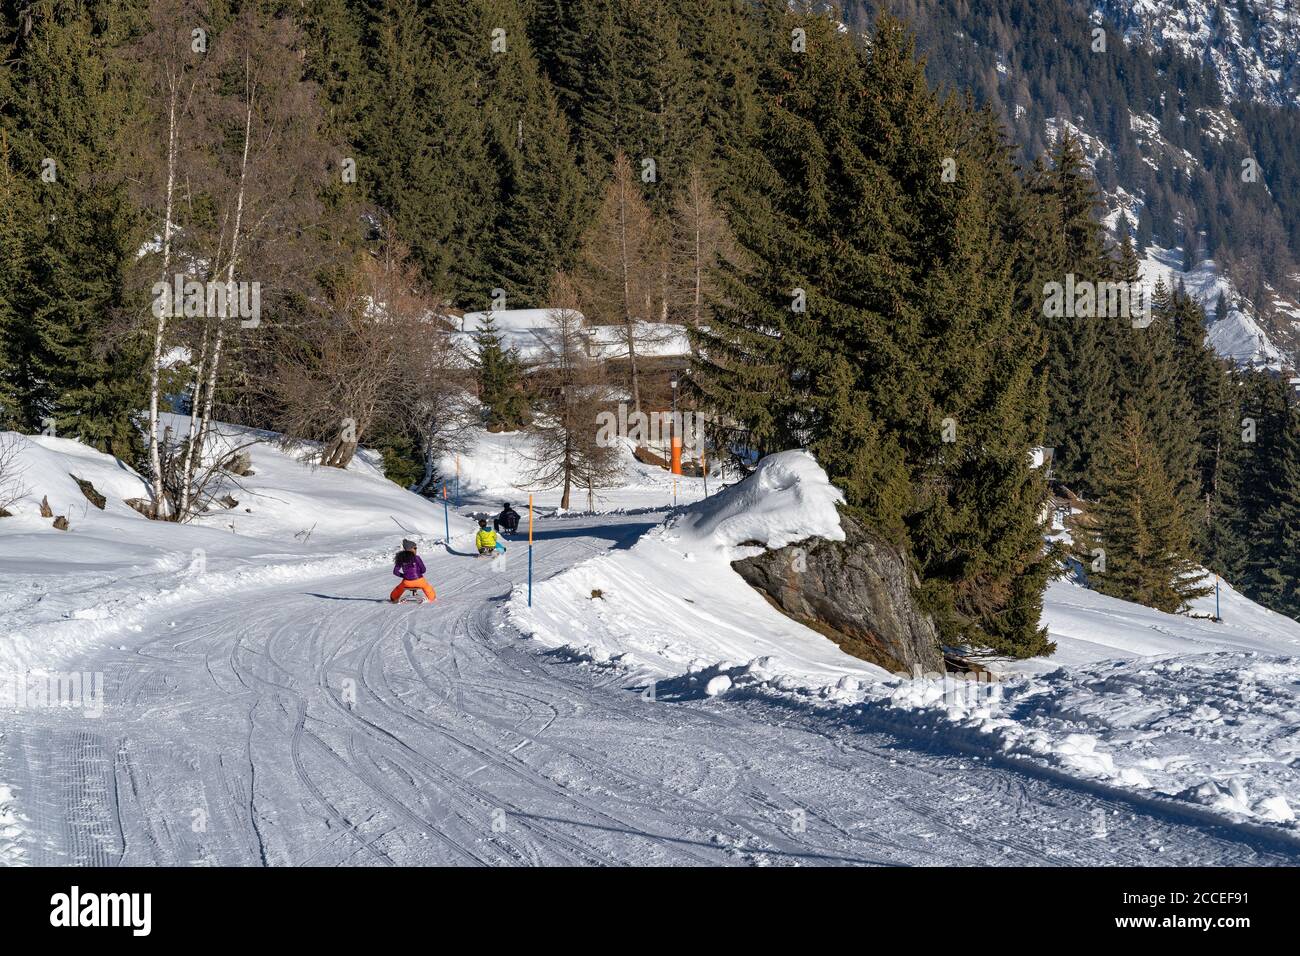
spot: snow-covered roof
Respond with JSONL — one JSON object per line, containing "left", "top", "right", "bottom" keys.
{"left": 457, "top": 309, "right": 573, "bottom": 335}
{"left": 451, "top": 309, "right": 693, "bottom": 364}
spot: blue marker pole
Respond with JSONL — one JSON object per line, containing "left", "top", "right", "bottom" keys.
{"left": 1215, "top": 574, "right": 1221, "bottom": 621}
{"left": 442, "top": 484, "right": 450, "bottom": 546}
{"left": 527, "top": 493, "right": 534, "bottom": 608}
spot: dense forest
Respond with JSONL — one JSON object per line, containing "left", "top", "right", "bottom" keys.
{"left": 1, "top": 0, "right": 1297, "bottom": 653}
{"left": 842, "top": 0, "right": 1300, "bottom": 311}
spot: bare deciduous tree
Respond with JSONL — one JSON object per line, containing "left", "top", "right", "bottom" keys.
{"left": 129, "top": 0, "right": 208, "bottom": 518}
{"left": 524, "top": 275, "right": 622, "bottom": 510}
{"left": 167, "top": 7, "right": 332, "bottom": 516}
{"left": 575, "top": 151, "right": 660, "bottom": 414}
{"left": 273, "top": 235, "right": 460, "bottom": 471}
{"left": 0, "top": 432, "right": 30, "bottom": 514}
{"left": 668, "top": 165, "right": 736, "bottom": 328}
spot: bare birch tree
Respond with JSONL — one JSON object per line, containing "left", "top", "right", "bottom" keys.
{"left": 130, "top": 0, "right": 208, "bottom": 517}
{"left": 161, "top": 7, "right": 331, "bottom": 518}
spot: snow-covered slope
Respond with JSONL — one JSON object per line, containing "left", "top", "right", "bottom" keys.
{"left": 0, "top": 418, "right": 470, "bottom": 673}
{"left": 510, "top": 448, "right": 1300, "bottom": 833}
{"left": 508, "top": 450, "right": 875, "bottom": 696}
{"left": 1096, "top": 0, "right": 1300, "bottom": 107}
{"left": 1132, "top": 244, "right": 1289, "bottom": 369}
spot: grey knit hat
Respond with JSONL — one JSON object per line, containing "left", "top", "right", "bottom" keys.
{"left": 402, "top": 538, "right": 417, "bottom": 551}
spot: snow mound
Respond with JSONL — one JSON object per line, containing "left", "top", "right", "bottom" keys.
{"left": 664, "top": 449, "right": 844, "bottom": 552}
{"left": 509, "top": 449, "right": 876, "bottom": 694}
{"left": 0, "top": 781, "right": 24, "bottom": 866}
{"left": 0, "top": 433, "right": 151, "bottom": 522}
{"left": 886, "top": 650, "right": 1300, "bottom": 828}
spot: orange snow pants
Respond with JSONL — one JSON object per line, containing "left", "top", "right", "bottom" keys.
{"left": 390, "top": 578, "right": 436, "bottom": 602}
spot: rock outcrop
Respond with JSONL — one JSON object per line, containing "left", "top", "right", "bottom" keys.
{"left": 731, "top": 513, "right": 943, "bottom": 674}
{"left": 70, "top": 474, "right": 106, "bottom": 509}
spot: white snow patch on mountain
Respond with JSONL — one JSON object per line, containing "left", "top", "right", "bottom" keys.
{"left": 1097, "top": 0, "right": 1300, "bottom": 107}
{"left": 1134, "top": 244, "right": 1289, "bottom": 369}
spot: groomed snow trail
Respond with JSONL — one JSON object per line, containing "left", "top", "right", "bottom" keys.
{"left": 4, "top": 514, "right": 1297, "bottom": 866}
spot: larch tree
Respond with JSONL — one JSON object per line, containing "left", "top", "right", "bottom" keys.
{"left": 668, "top": 165, "right": 734, "bottom": 328}
{"left": 576, "top": 150, "right": 659, "bottom": 414}
{"left": 524, "top": 274, "right": 621, "bottom": 510}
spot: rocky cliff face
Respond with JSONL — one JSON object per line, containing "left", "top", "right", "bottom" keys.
{"left": 731, "top": 513, "right": 943, "bottom": 674}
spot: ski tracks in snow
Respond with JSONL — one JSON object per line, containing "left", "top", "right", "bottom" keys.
{"left": 2, "top": 514, "right": 1297, "bottom": 866}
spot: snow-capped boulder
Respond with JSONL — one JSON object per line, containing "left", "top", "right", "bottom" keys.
{"left": 730, "top": 508, "right": 942, "bottom": 674}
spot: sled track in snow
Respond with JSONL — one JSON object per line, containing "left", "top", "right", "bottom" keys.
{"left": 2, "top": 513, "right": 1298, "bottom": 866}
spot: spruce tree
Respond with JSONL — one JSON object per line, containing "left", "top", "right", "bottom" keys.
{"left": 1217, "top": 370, "right": 1295, "bottom": 599}
{"left": 475, "top": 314, "right": 530, "bottom": 431}
{"left": 695, "top": 12, "right": 1053, "bottom": 656}
{"left": 1076, "top": 409, "right": 1211, "bottom": 613}
{"left": 1247, "top": 401, "right": 1300, "bottom": 617}
{"left": 356, "top": 0, "right": 497, "bottom": 301}
{"left": 0, "top": 131, "right": 28, "bottom": 427}
{"left": 8, "top": 1, "right": 147, "bottom": 457}
{"left": 1111, "top": 280, "right": 1201, "bottom": 524}
{"left": 1033, "top": 133, "right": 1117, "bottom": 497}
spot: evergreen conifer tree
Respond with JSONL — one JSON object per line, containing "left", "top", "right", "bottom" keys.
{"left": 475, "top": 314, "right": 530, "bottom": 431}
{"left": 1076, "top": 408, "right": 1211, "bottom": 613}
{"left": 8, "top": 1, "right": 147, "bottom": 457}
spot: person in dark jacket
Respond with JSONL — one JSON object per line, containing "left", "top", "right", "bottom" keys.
{"left": 493, "top": 503, "right": 521, "bottom": 535}
{"left": 390, "top": 539, "right": 436, "bottom": 603}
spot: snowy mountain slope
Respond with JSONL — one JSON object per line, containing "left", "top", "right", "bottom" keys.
{"left": 509, "top": 449, "right": 1300, "bottom": 835}
{"left": 1129, "top": 244, "right": 1289, "bottom": 368}
{"left": 1071, "top": 3, "right": 1300, "bottom": 368}
{"left": 1096, "top": 0, "right": 1300, "bottom": 107}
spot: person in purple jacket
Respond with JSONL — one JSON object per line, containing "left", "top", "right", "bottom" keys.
{"left": 389, "top": 539, "right": 436, "bottom": 603}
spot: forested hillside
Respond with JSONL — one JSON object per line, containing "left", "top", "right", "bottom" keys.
{"left": 841, "top": 0, "right": 1300, "bottom": 355}
{"left": 1, "top": 0, "right": 1298, "bottom": 649}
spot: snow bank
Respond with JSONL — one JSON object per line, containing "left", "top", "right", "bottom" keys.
{"left": 0, "top": 421, "right": 475, "bottom": 672}
{"left": 883, "top": 646, "right": 1300, "bottom": 830}
{"left": 511, "top": 447, "right": 1300, "bottom": 836}
{"left": 666, "top": 449, "right": 844, "bottom": 551}
{"left": 509, "top": 450, "right": 883, "bottom": 695}
{"left": 0, "top": 780, "right": 24, "bottom": 866}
